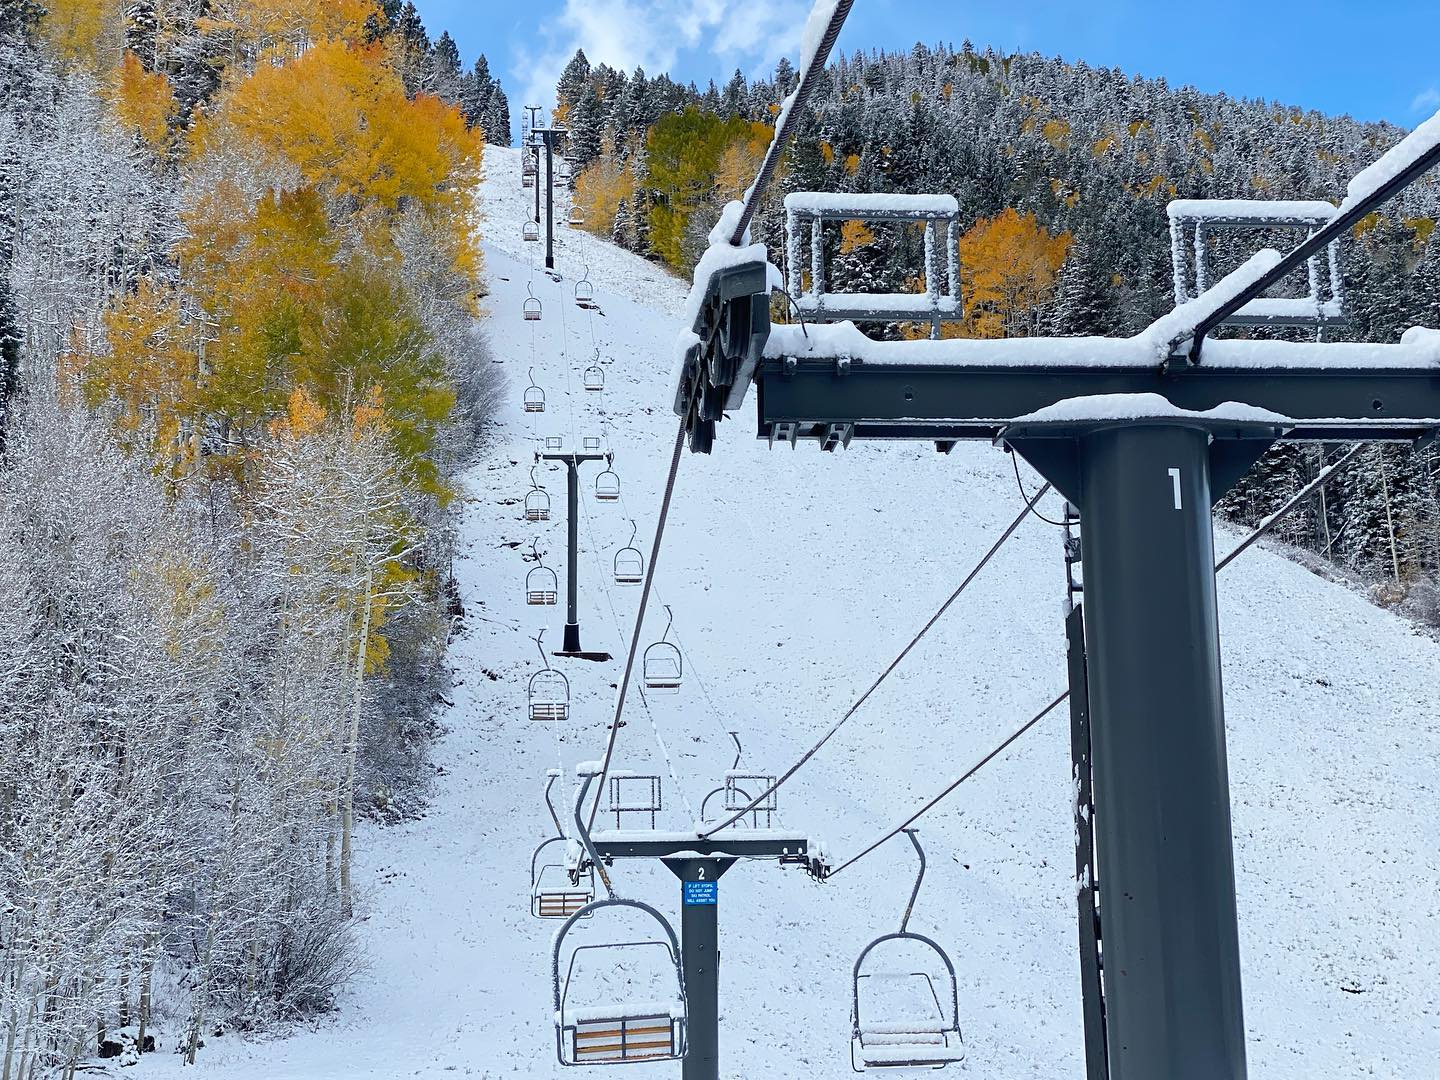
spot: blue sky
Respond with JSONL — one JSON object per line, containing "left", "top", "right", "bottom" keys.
{"left": 419, "top": 0, "right": 1437, "bottom": 141}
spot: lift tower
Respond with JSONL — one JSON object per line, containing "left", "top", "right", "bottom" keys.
{"left": 531, "top": 125, "right": 568, "bottom": 271}
{"left": 569, "top": 770, "right": 822, "bottom": 1080}
{"left": 673, "top": 123, "right": 1440, "bottom": 1080}
{"left": 538, "top": 448, "right": 612, "bottom": 659}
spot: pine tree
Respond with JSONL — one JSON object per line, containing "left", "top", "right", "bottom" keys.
{"left": 1047, "top": 237, "right": 1120, "bottom": 336}
{"left": 555, "top": 48, "right": 590, "bottom": 119}
{"left": 484, "top": 78, "right": 511, "bottom": 146}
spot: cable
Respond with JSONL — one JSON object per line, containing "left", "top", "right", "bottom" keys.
{"left": 1214, "top": 443, "right": 1364, "bottom": 572}
{"left": 1011, "top": 452, "right": 1066, "bottom": 527}
{"left": 822, "top": 445, "right": 1367, "bottom": 876}
{"left": 576, "top": 412, "right": 698, "bottom": 823}
{"left": 699, "top": 479, "right": 1053, "bottom": 839}
{"left": 828, "top": 692, "right": 1068, "bottom": 877}
{"left": 585, "top": 418, "right": 688, "bottom": 832}
{"left": 730, "top": 0, "right": 855, "bottom": 245}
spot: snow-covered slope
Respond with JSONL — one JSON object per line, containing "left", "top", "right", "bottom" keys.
{"left": 136, "top": 147, "right": 1440, "bottom": 1079}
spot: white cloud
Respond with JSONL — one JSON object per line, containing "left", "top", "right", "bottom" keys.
{"left": 1412, "top": 86, "right": 1440, "bottom": 116}
{"left": 513, "top": 0, "right": 809, "bottom": 122}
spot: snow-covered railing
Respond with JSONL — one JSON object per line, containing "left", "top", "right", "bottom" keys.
{"left": 786, "top": 191, "right": 962, "bottom": 333}
{"left": 1167, "top": 198, "right": 1345, "bottom": 329}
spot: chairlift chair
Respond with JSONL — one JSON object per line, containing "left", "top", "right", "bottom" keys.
{"left": 558, "top": 158, "right": 572, "bottom": 181}
{"left": 583, "top": 436, "right": 603, "bottom": 453}
{"left": 525, "top": 466, "right": 551, "bottom": 521}
{"left": 523, "top": 172, "right": 535, "bottom": 189}
{"left": 531, "top": 835, "right": 595, "bottom": 919}
{"left": 528, "top": 632, "right": 570, "bottom": 722}
{"left": 583, "top": 365, "right": 605, "bottom": 392}
{"left": 850, "top": 831, "right": 965, "bottom": 1071}
{"left": 523, "top": 219, "right": 540, "bottom": 242}
{"left": 553, "top": 773, "right": 687, "bottom": 1066}
{"left": 613, "top": 521, "right": 644, "bottom": 585}
{"left": 642, "top": 606, "right": 682, "bottom": 692}
{"left": 568, "top": 206, "right": 586, "bottom": 227}
{"left": 545, "top": 436, "right": 565, "bottom": 451}
{"left": 595, "top": 467, "right": 620, "bottom": 503}
{"left": 524, "top": 541, "right": 555, "bottom": 610}
{"left": 552, "top": 898, "right": 688, "bottom": 1066}
{"left": 526, "top": 565, "right": 558, "bottom": 606}
{"left": 575, "top": 271, "right": 596, "bottom": 308}
{"left": 524, "top": 283, "right": 543, "bottom": 322}
{"left": 524, "top": 369, "right": 547, "bottom": 414}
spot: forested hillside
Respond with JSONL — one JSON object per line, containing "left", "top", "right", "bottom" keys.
{"left": 559, "top": 44, "right": 1440, "bottom": 604}
{"left": 0, "top": 1, "right": 507, "bottom": 1074}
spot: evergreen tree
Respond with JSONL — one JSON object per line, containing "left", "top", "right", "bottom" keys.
{"left": 1048, "top": 237, "right": 1120, "bottom": 335}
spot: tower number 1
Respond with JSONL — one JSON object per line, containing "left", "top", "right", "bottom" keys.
{"left": 1168, "top": 468, "right": 1182, "bottom": 510}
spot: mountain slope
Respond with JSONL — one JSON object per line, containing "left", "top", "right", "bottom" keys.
{"left": 134, "top": 146, "right": 1440, "bottom": 1079}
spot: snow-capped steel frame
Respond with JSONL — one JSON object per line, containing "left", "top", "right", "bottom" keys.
{"left": 785, "top": 192, "right": 962, "bottom": 334}
{"left": 1167, "top": 199, "right": 1346, "bottom": 329}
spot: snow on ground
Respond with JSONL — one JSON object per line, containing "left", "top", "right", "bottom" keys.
{"left": 133, "top": 146, "right": 1440, "bottom": 1078}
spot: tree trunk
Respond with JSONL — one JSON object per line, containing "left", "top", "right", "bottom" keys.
{"left": 187, "top": 919, "right": 216, "bottom": 1066}
{"left": 137, "top": 945, "right": 153, "bottom": 1058}
{"left": 1379, "top": 451, "right": 1402, "bottom": 581}
{"left": 340, "top": 565, "right": 374, "bottom": 921}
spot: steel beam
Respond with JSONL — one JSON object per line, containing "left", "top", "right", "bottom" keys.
{"left": 588, "top": 833, "right": 813, "bottom": 862}
{"left": 754, "top": 359, "right": 1440, "bottom": 444}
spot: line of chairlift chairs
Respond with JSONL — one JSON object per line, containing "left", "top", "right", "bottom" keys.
{"left": 513, "top": 214, "right": 965, "bottom": 1071}
{"left": 532, "top": 745, "right": 965, "bottom": 1069}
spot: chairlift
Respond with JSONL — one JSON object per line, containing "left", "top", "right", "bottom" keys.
{"left": 523, "top": 172, "right": 535, "bottom": 189}
{"left": 558, "top": 158, "right": 572, "bottom": 181}
{"left": 526, "top": 542, "right": 558, "bottom": 606}
{"left": 613, "top": 520, "right": 643, "bottom": 586}
{"left": 525, "top": 467, "right": 551, "bottom": 522}
{"left": 545, "top": 435, "right": 565, "bottom": 451}
{"left": 700, "top": 734, "right": 771, "bottom": 827}
{"left": 524, "top": 282, "right": 543, "bottom": 322}
{"left": 568, "top": 206, "right": 586, "bottom": 227}
{"left": 642, "top": 606, "right": 682, "bottom": 692}
{"left": 552, "top": 901, "right": 687, "bottom": 1066}
{"left": 575, "top": 270, "right": 595, "bottom": 308}
{"left": 851, "top": 831, "right": 965, "bottom": 1071}
{"left": 531, "top": 835, "right": 595, "bottom": 919}
{"left": 524, "top": 369, "right": 547, "bottom": 414}
{"left": 595, "top": 467, "right": 620, "bottom": 503}
{"left": 583, "top": 436, "right": 603, "bottom": 453}
{"left": 528, "top": 631, "right": 570, "bottom": 722}
{"left": 583, "top": 365, "right": 605, "bottom": 392}
{"left": 523, "top": 219, "right": 540, "bottom": 242}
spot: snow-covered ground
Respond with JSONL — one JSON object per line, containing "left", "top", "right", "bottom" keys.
{"left": 132, "top": 146, "right": 1440, "bottom": 1078}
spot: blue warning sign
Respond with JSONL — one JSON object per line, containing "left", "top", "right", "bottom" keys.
{"left": 683, "top": 881, "right": 718, "bottom": 906}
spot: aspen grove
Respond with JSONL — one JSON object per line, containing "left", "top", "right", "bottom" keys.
{"left": 0, "top": 1, "right": 502, "bottom": 1074}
